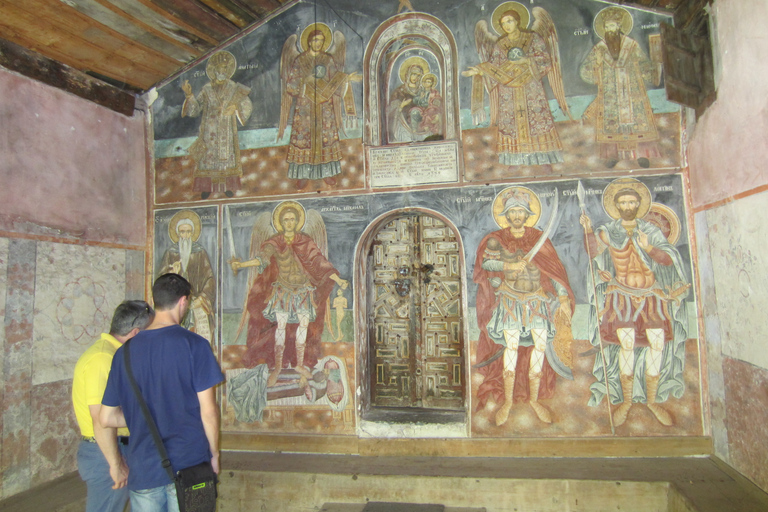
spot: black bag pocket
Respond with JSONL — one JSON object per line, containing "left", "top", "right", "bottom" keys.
{"left": 175, "top": 460, "right": 217, "bottom": 512}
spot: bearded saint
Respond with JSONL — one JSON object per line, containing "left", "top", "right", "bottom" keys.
{"left": 159, "top": 218, "right": 216, "bottom": 340}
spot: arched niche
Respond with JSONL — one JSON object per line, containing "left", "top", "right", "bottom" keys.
{"left": 364, "top": 13, "right": 460, "bottom": 146}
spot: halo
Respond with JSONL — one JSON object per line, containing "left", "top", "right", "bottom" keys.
{"left": 594, "top": 6, "right": 633, "bottom": 40}
{"left": 602, "top": 178, "right": 652, "bottom": 220}
{"left": 492, "top": 186, "right": 541, "bottom": 229}
{"left": 205, "top": 51, "right": 237, "bottom": 82}
{"left": 646, "top": 203, "right": 681, "bottom": 244}
{"left": 421, "top": 73, "right": 438, "bottom": 87}
{"left": 300, "top": 23, "right": 332, "bottom": 53}
{"left": 168, "top": 210, "right": 202, "bottom": 243}
{"left": 398, "top": 56, "right": 429, "bottom": 84}
{"left": 272, "top": 201, "right": 306, "bottom": 233}
{"left": 491, "top": 2, "right": 531, "bottom": 35}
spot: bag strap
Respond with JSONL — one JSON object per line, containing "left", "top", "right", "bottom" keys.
{"left": 123, "top": 339, "right": 175, "bottom": 482}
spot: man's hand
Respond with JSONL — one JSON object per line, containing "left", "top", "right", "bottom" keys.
{"left": 109, "top": 457, "right": 129, "bottom": 489}
{"left": 637, "top": 229, "right": 650, "bottom": 250}
{"left": 579, "top": 213, "right": 593, "bottom": 232}
{"left": 210, "top": 451, "right": 220, "bottom": 475}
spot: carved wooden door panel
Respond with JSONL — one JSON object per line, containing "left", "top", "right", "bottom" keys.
{"left": 369, "top": 214, "right": 464, "bottom": 410}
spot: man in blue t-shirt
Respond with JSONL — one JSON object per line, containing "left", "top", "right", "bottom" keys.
{"left": 101, "top": 273, "right": 224, "bottom": 512}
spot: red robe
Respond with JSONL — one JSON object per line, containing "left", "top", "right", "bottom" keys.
{"left": 473, "top": 227, "right": 575, "bottom": 409}
{"left": 241, "top": 233, "right": 339, "bottom": 369}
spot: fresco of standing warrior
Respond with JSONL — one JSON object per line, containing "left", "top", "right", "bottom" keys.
{"left": 578, "top": 178, "right": 690, "bottom": 427}
{"left": 230, "top": 201, "right": 349, "bottom": 387}
{"left": 278, "top": 23, "right": 362, "bottom": 191}
{"left": 462, "top": 2, "right": 572, "bottom": 168}
{"left": 182, "top": 51, "right": 252, "bottom": 199}
{"left": 579, "top": 7, "right": 662, "bottom": 169}
{"left": 388, "top": 59, "right": 444, "bottom": 143}
{"left": 158, "top": 210, "right": 215, "bottom": 341}
{"left": 473, "top": 186, "right": 575, "bottom": 426}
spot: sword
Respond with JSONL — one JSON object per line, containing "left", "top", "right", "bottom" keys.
{"left": 523, "top": 191, "right": 559, "bottom": 263}
{"left": 224, "top": 205, "right": 238, "bottom": 274}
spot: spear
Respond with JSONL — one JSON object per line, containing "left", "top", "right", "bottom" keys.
{"left": 577, "top": 181, "right": 615, "bottom": 435}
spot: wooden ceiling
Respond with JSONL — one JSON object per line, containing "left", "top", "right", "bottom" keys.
{"left": 0, "top": 0, "right": 709, "bottom": 115}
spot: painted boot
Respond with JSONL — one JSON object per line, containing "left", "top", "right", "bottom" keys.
{"left": 613, "top": 373, "right": 635, "bottom": 427}
{"left": 528, "top": 372, "right": 553, "bottom": 424}
{"left": 267, "top": 345, "right": 284, "bottom": 387}
{"left": 494, "top": 370, "right": 516, "bottom": 427}
{"left": 646, "top": 374, "right": 673, "bottom": 426}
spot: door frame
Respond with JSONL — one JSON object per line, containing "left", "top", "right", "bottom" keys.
{"left": 353, "top": 207, "right": 471, "bottom": 427}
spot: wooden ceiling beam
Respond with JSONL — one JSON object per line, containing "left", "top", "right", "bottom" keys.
{"left": 197, "top": 0, "right": 257, "bottom": 28}
{"left": 0, "top": 37, "right": 136, "bottom": 116}
{"left": 151, "top": 0, "right": 240, "bottom": 41}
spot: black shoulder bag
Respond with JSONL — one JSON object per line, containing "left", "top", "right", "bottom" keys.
{"left": 123, "top": 339, "right": 218, "bottom": 512}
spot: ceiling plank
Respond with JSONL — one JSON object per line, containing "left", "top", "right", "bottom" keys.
{"left": 95, "top": 0, "right": 214, "bottom": 55}
{"left": 0, "top": 2, "right": 177, "bottom": 88}
{"left": 151, "top": 0, "right": 240, "bottom": 42}
{"left": 0, "top": 37, "right": 136, "bottom": 115}
{"left": 196, "top": 0, "right": 257, "bottom": 28}
{"left": 236, "top": 0, "right": 284, "bottom": 17}
{"left": 112, "top": 0, "right": 221, "bottom": 47}
{"left": 56, "top": 0, "right": 199, "bottom": 63}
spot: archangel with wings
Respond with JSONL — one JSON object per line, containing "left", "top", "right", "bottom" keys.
{"left": 462, "top": 2, "right": 572, "bottom": 167}
{"left": 230, "top": 201, "right": 349, "bottom": 387}
{"left": 278, "top": 23, "right": 361, "bottom": 190}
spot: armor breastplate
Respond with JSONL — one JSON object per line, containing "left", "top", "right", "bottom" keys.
{"left": 274, "top": 247, "right": 310, "bottom": 287}
{"left": 501, "top": 248, "right": 541, "bottom": 293}
{"left": 611, "top": 240, "right": 655, "bottom": 289}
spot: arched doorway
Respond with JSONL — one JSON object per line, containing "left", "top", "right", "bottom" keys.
{"left": 359, "top": 211, "right": 466, "bottom": 421}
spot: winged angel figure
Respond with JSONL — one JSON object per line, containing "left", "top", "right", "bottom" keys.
{"left": 230, "top": 201, "right": 349, "bottom": 387}
{"left": 278, "top": 23, "right": 361, "bottom": 190}
{"left": 462, "top": 2, "right": 572, "bottom": 167}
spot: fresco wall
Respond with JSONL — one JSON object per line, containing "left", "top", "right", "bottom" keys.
{"left": 149, "top": 0, "right": 700, "bottom": 439}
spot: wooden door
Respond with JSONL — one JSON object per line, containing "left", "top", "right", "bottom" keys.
{"left": 369, "top": 214, "right": 464, "bottom": 410}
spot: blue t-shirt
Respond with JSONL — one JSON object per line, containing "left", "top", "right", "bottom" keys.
{"left": 102, "top": 325, "right": 224, "bottom": 491}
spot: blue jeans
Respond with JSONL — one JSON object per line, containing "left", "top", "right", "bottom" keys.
{"left": 77, "top": 440, "right": 129, "bottom": 512}
{"left": 130, "top": 483, "right": 180, "bottom": 512}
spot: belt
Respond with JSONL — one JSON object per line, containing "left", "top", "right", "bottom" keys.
{"left": 82, "top": 436, "right": 129, "bottom": 445}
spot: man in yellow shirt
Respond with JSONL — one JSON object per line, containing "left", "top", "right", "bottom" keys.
{"left": 72, "top": 300, "right": 154, "bottom": 512}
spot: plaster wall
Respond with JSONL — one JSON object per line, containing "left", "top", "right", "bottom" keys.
{"left": 0, "top": 67, "right": 147, "bottom": 246}
{"left": 0, "top": 69, "right": 148, "bottom": 499}
{"left": 687, "top": 0, "right": 768, "bottom": 494}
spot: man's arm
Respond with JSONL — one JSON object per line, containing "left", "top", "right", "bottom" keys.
{"left": 90, "top": 404, "right": 128, "bottom": 489}
{"left": 197, "top": 386, "right": 220, "bottom": 474}
{"left": 99, "top": 404, "right": 127, "bottom": 429}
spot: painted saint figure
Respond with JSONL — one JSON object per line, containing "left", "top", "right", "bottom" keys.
{"left": 579, "top": 7, "right": 661, "bottom": 167}
{"left": 182, "top": 51, "right": 252, "bottom": 199}
{"left": 332, "top": 288, "right": 348, "bottom": 342}
{"left": 278, "top": 24, "right": 361, "bottom": 190}
{"left": 231, "top": 201, "right": 349, "bottom": 387}
{"left": 387, "top": 60, "right": 443, "bottom": 142}
{"left": 579, "top": 178, "right": 690, "bottom": 426}
{"left": 158, "top": 210, "right": 215, "bottom": 341}
{"left": 474, "top": 187, "right": 574, "bottom": 425}
{"left": 463, "top": 2, "right": 571, "bottom": 168}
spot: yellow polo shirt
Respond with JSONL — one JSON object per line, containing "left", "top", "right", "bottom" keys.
{"left": 72, "top": 333, "right": 129, "bottom": 438}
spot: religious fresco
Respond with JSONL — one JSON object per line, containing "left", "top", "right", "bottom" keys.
{"left": 151, "top": 0, "right": 677, "bottom": 203}
{"left": 153, "top": 207, "right": 218, "bottom": 343}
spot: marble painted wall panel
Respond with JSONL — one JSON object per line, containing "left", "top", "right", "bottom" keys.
{"left": 151, "top": 0, "right": 679, "bottom": 204}
{"left": 29, "top": 380, "right": 78, "bottom": 488}
{"left": 704, "top": 189, "right": 768, "bottom": 371}
{"left": 0, "top": 237, "right": 8, "bottom": 412}
{"left": 32, "top": 242, "right": 126, "bottom": 385}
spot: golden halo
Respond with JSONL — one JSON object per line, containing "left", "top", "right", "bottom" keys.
{"left": 646, "top": 203, "right": 681, "bottom": 244}
{"left": 272, "top": 201, "right": 306, "bottom": 233}
{"left": 594, "top": 6, "right": 633, "bottom": 40}
{"left": 491, "top": 2, "right": 531, "bottom": 35}
{"left": 421, "top": 73, "right": 438, "bottom": 87}
{"left": 168, "top": 210, "right": 202, "bottom": 243}
{"left": 300, "top": 23, "right": 332, "bottom": 53}
{"left": 398, "top": 56, "right": 429, "bottom": 84}
{"left": 602, "top": 178, "right": 652, "bottom": 220}
{"left": 492, "top": 186, "right": 541, "bottom": 229}
{"left": 205, "top": 51, "right": 237, "bottom": 82}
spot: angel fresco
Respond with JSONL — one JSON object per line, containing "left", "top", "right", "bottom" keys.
{"left": 278, "top": 23, "right": 361, "bottom": 191}
{"left": 229, "top": 201, "right": 349, "bottom": 387}
{"left": 462, "top": 2, "right": 572, "bottom": 168}
{"left": 473, "top": 187, "right": 575, "bottom": 426}
{"left": 579, "top": 7, "right": 662, "bottom": 168}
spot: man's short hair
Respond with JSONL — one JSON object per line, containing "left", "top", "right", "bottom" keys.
{"left": 613, "top": 188, "right": 642, "bottom": 204}
{"left": 152, "top": 273, "right": 192, "bottom": 311}
{"left": 109, "top": 300, "right": 154, "bottom": 336}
